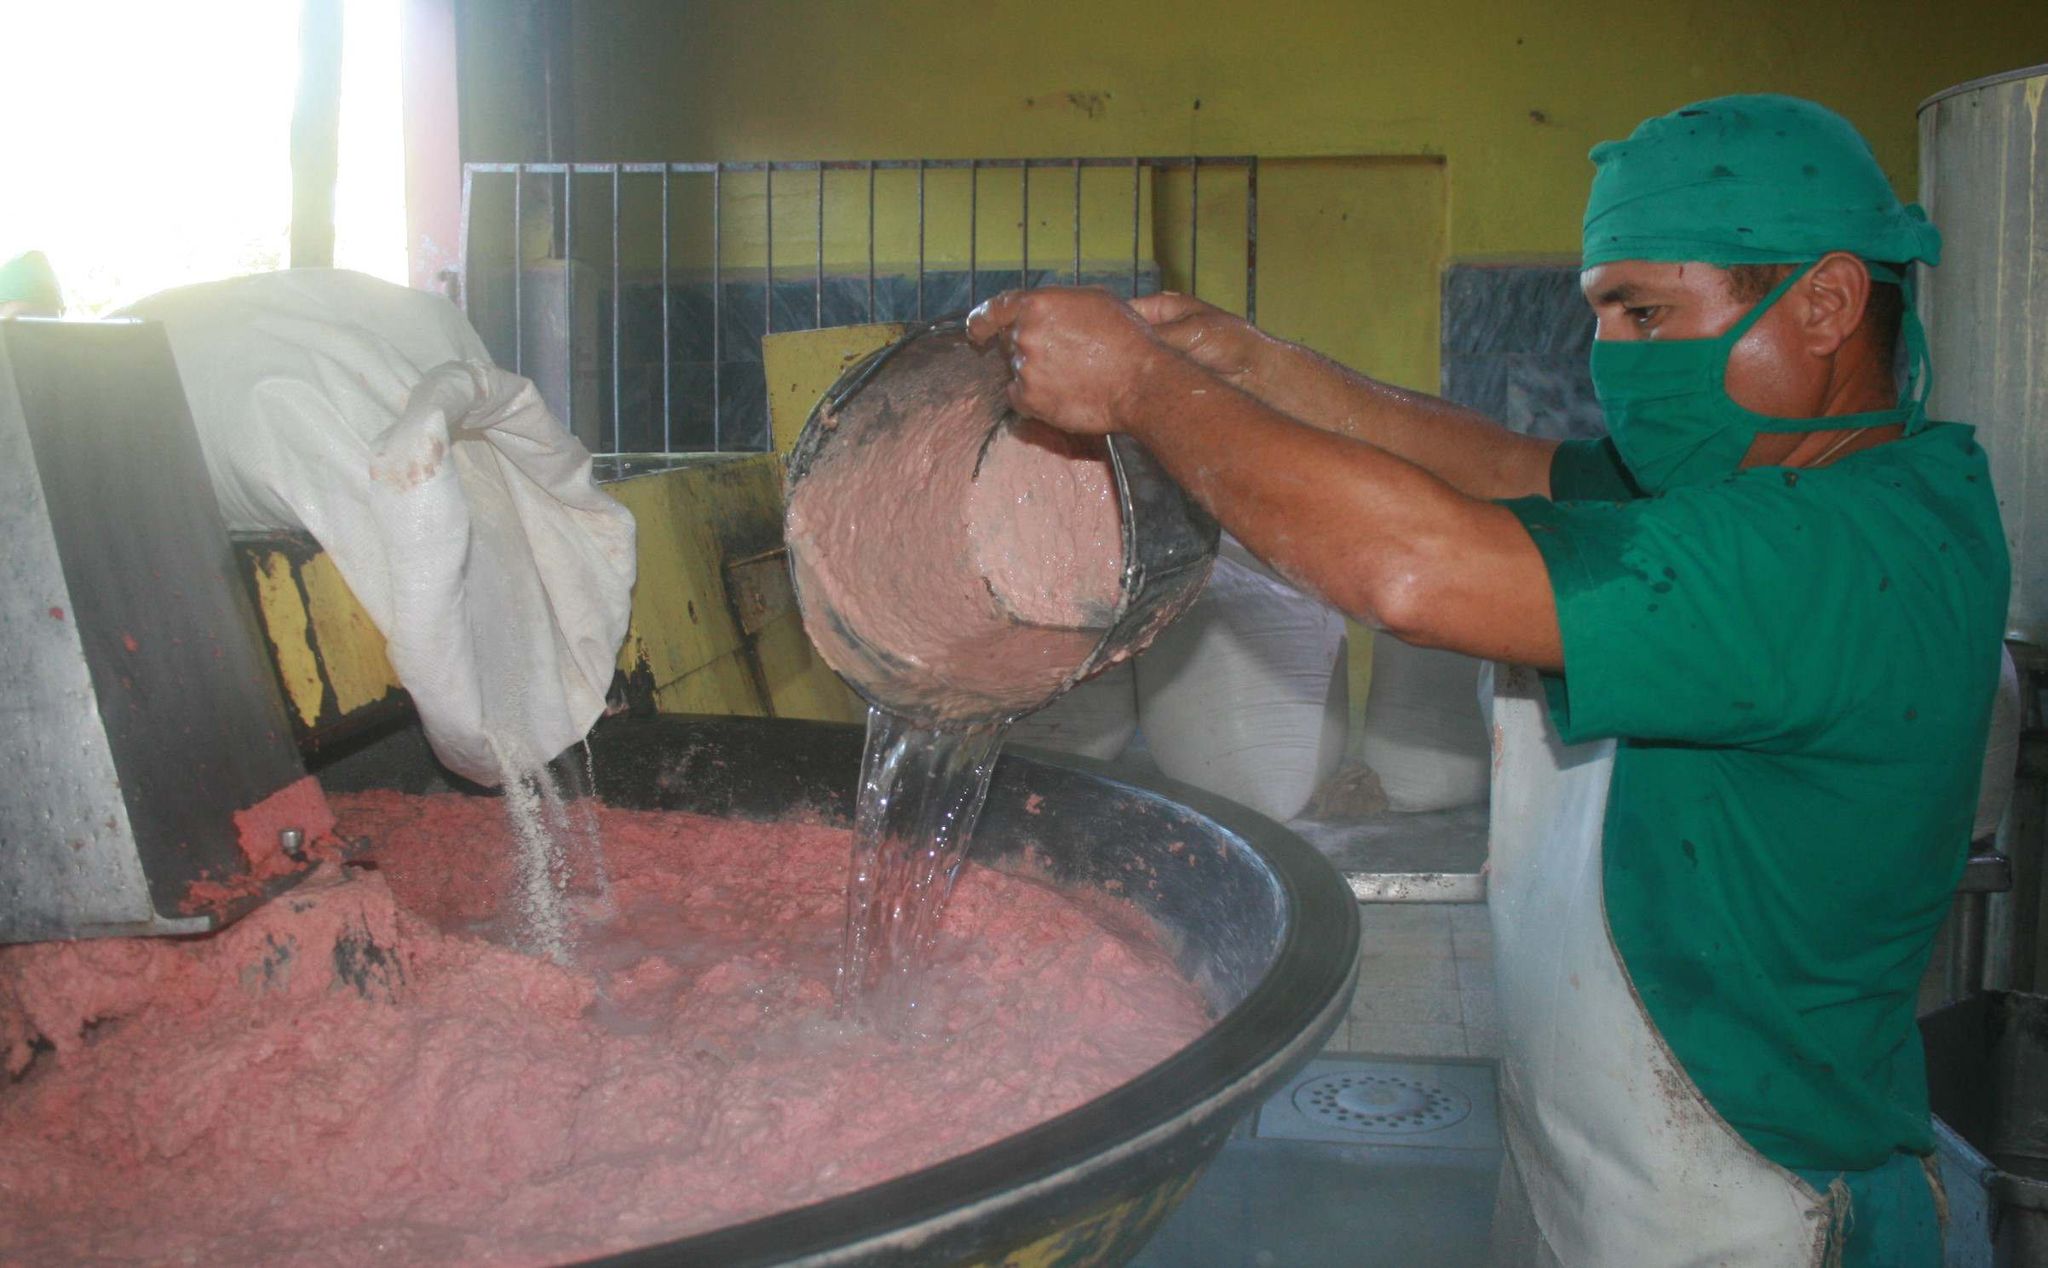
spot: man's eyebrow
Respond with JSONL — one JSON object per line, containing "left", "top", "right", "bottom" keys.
{"left": 1593, "top": 281, "right": 1647, "bottom": 306}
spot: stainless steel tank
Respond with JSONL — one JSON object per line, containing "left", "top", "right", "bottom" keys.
{"left": 1918, "top": 66, "right": 2048, "bottom": 645}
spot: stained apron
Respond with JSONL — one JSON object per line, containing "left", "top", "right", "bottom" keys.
{"left": 1484, "top": 663, "right": 1836, "bottom": 1267}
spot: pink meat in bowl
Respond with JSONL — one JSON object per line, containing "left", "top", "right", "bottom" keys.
{"left": 0, "top": 716, "right": 1357, "bottom": 1267}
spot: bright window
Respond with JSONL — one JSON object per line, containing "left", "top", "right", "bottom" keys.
{"left": 333, "top": 0, "right": 407, "bottom": 285}
{"left": 0, "top": 0, "right": 406, "bottom": 317}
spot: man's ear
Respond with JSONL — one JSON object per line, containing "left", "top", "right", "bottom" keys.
{"left": 1794, "top": 252, "right": 1871, "bottom": 359}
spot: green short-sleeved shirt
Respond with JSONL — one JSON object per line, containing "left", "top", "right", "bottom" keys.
{"left": 1503, "top": 427, "right": 2009, "bottom": 1171}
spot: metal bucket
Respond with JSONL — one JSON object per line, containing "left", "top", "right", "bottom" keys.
{"left": 783, "top": 319, "right": 1218, "bottom": 727}
{"left": 317, "top": 714, "right": 1359, "bottom": 1267}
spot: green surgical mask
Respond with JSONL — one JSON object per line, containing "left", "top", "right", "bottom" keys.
{"left": 1590, "top": 264, "right": 1929, "bottom": 495}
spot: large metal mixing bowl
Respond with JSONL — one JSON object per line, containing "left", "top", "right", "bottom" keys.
{"left": 319, "top": 715, "right": 1358, "bottom": 1267}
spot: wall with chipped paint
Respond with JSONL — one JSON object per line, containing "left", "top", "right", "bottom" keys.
{"left": 547, "top": 0, "right": 2045, "bottom": 265}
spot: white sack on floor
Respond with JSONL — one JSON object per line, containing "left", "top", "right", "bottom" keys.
{"left": 1010, "top": 661, "right": 1139, "bottom": 762}
{"left": 121, "top": 270, "right": 636, "bottom": 786}
{"left": 1358, "top": 637, "right": 1490, "bottom": 812}
{"left": 1136, "top": 537, "right": 1346, "bottom": 822}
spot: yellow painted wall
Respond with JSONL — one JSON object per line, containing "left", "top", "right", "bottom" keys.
{"left": 560, "top": 1, "right": 2044, "bottom": 262}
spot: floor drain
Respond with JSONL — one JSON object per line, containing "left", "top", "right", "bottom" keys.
{"left": 1258, "top": 1058, "right": 1496, "bottom": 1149}
{"left": 1292, "top": 1071, "right": 1472, "bottom": 1136}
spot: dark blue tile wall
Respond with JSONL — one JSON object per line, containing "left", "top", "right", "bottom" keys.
{"left": 1440, "top": 264, "right": 1603, "bottom": 442}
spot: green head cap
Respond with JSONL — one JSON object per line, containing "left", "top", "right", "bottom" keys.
{"left": 1582, "top": 94, "right": 1942, "bottom": 270}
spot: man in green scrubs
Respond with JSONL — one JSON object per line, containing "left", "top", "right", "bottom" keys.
{"left": 967, "top": 95, "right": 2008, "bottom": 1264}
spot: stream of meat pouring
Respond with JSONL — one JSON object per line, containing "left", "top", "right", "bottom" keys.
{"left": 775, "top": 319, "right": 1178, "bottom": 1032}
{"left": 819, "top": 416, "right": 1132, "bottom": 1028}
{"left": 500, "top": 387, "right": 1125, "bottom": 1033}
{"left": 490, "top": 408, "right": 1126, "bottom": 1038}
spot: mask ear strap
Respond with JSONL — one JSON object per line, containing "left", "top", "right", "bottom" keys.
{"left": 1868, "top": 261, "right": 1933, "bottom": 431}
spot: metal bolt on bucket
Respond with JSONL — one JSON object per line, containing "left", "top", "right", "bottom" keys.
{"left": 785, "top": 318, "right": 1218, "bottom": 727}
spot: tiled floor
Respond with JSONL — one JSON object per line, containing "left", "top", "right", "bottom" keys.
{"left": 1128, "top": 1131, "right": 1502, "bottom": 1268}
{"left": 1130, "top": 1057, "right": 1503, "bottom": 1268}
{"left": 1324, "top": 904, "right": 1499, "bottom": 1061}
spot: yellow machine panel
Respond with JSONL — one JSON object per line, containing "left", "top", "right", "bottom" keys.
{"left": 238, "top": 451, "right": 862, "bottom": 750}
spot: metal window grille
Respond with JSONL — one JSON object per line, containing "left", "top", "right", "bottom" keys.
{"left": 458, "top": 157, "right": 1260, "bottom": 464}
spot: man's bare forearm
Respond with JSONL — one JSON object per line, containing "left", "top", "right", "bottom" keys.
{"left": 960, "top": 284, "right": 1564, "bottom": 666}
{"left": 1245, "top": 340, "right": 1559, "bottom": 501}
{"left": 1110, "top": 353, "right": 1564, "bottom": 668}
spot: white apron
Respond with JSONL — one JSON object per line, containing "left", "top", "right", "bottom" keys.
{"left": 1485, "top": 663, "right": 1838, "bottom": 1266}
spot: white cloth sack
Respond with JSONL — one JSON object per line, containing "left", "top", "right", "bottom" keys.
{"left": 1009, "top": 661, "right": 1139, "bottom": 762}
{"left": 1359, "top": 637, "right": 1491, "bottom": 812}
{"left": 121, "top": 270, "right": 636, "bottom": 786}
{"left": 1136, "top": 537, "right": 1346, "bottom": 822}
